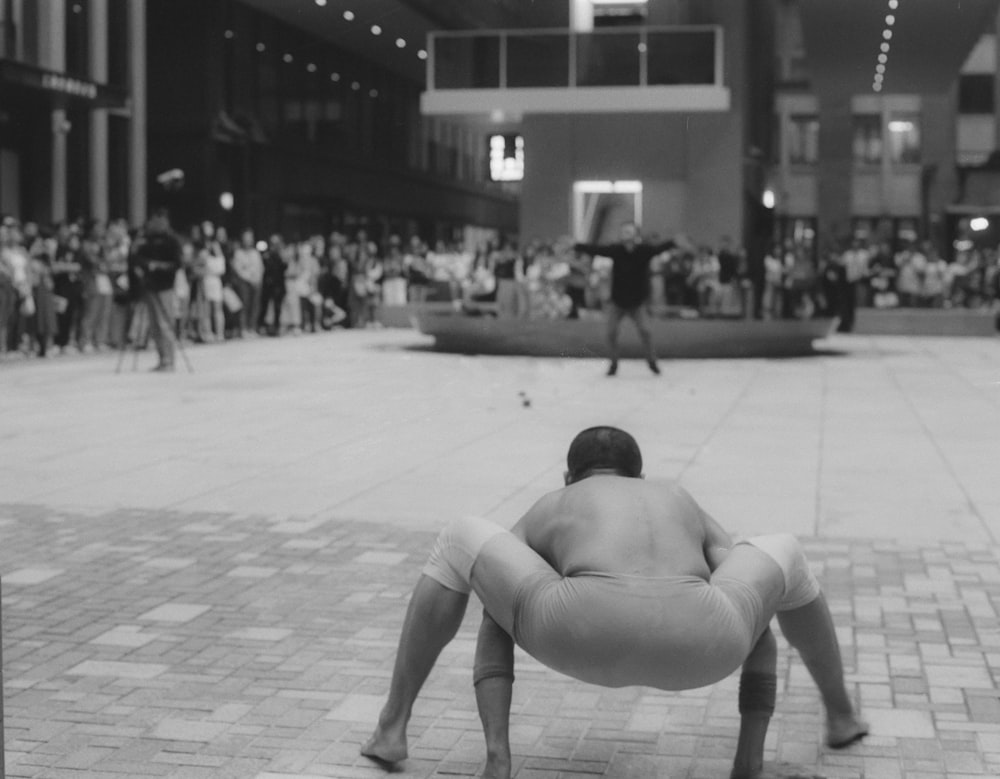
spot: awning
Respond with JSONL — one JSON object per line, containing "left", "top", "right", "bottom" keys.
{"left": 800, "top": 0, "right": 1000, "bottom": 94}
{"left": 0, "top": 59, "right": 128, "bottom": 109}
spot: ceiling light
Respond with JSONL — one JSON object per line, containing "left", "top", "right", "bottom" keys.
{"left": 878, "top": 53, "right": 888, "bottom": 63}
{"left": 875, "top": 64, "right": 886, "bottom": 74}
{"left": 256, "top": 42, "right": 266, "bottom": 52}
{"left": 881, "top": 42, "right": 890, "bottom": 52}
{"left": 307, "top": 63, "right": 317, "bottom": 73}
{"left": 970, "top": 216, "right": 990, "bottom": 232}
{"left": 343, "top": 10, "right": 354, "bottom": 21}
{"left": 283, "top": 53, "right": 293, "bottom": 63}
{"left": 369, "top": 89, "right": 378, "bottom": 98}
{"left": 396, "top": 38, "right": 406, "bottom": 48}
{"left": 315, "top": 0, "right": 327, "bottom": 5}
{"left": 873, "top": 83, "right": 883, "bottom": 92}
{"left": 874, "top": 74, "right": 884, "bottom": 84}
{"left": 224, "top": 29, "right": 235, "bottom": 40}
{"left": 883, "top": 29, "right": 893, "bottom": 40}
{"left": 417, "top": 49, "right": 428, "bottom": 60}
{"left": 371, "top": 25, "right": 382, "bottom": 35}
{"left": 886, "top": 14, "right": 895, "bottom": 24}
{"left": 351, "top": 81, "right": 360, "bottom": 90}
{"left": 888, "top": 0, "right": 898, "bottom": 8}
{"left": 331, "top": 72, "right": 340, "bottom": 81}
{"left": 888, "top": 120, "right": 914, "bottom": 132}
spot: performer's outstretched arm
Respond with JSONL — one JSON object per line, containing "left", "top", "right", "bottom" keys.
{"left": 474, "top": 611, "right": 515, "bottom": 779}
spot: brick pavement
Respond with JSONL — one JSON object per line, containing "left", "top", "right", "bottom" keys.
{"left": 2, "top": 502, "right": 999, "bottom": 779}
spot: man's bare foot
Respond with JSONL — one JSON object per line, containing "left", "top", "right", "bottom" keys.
{"left": 731, "top": 764, "right": 827, "bottom": 779}
{"left": 361, "top": 720, "right": 408, "bottom": 765}
{"left": 825, "top": 714, "right": 869, "bottom": 749}
{"left": 481, "top": 753, "right": 511, "bottom": 779}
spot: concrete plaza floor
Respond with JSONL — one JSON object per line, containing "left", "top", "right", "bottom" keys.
{"left": 1, "top": 329, "right": 999, "bottom": 778}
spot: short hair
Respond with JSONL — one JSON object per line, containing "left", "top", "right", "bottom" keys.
{"left": 566, "top": 426, "right": 642, "bottom": 482}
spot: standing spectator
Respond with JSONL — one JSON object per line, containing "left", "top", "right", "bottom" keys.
{"left": 921, "top": 248, "right": 948, "bottom": 308}
{"left": 404, "top": 236, "right": 431, "bottom": 303}
{"left": 490, "top": 238, "right": 522, "bottom": 318}
{"left": 381, "top": 235, "right": 408, "bottom": 306}
{"left": 319, "top": 235, "right": 349, "bottom": 328}
{"left": 199, "top": 223, "right": 227, "bottom": 341}
{"left": 0, "top": 219, "right": 26, "bottom": 356}
{"left": 27, "top": 229, "right": 58, "bottom": 357}
{"left": 259, "top": 234, "right": 287, "bottom": 336}
{"left": 895, "top": 244, "right": 923, "bottom": 307}
{"left": 783, "top": 245, "right": 817, "bottom": 319}
{"left": 689, "top": 245, "right": 721, "bottom": 317}
{"left": 105, "top": 219, "right": 132, "bottom": 347}
{"left": 231, "top": 229, "right": 263, "bottom": 337}
{"left": 52, "top": 228, "right": 86, "bottom": 353}
{"left": 818, "top": 250, "right": 847, "bottom": 324}
{"left": 295, "top": 239, "right": 321, "bottom": 333}
{"left": 81, "top": 222, "right": 113, "bottom": 351}
{"left": 716, "top": 236, "right": 744, "bottom": 316}
{"left": 129, "top": 209, "right": 183, "bottom": 371}
{"left": 839, "top": 238, "right": 870, "bottom": 331}
{"left": 762, "top": 244, "right": 785, "bottom": 319}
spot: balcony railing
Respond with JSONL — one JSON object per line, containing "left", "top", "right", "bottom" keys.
{"left": 426, "top": 25, "right": 723, "bottom": 93}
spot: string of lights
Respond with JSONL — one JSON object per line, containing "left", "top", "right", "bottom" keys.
{"left": 223, "top": 0, "right": 428, "bottom": 101}
{"left": 873, "top": 0, "right": 898, "bottom": 93}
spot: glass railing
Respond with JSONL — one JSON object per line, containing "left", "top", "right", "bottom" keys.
{"left": 428, "top": 26, "right": 722, "bottom": 91}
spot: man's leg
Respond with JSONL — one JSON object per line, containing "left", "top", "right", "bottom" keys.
{"left": 363, "top": 518, "right": 555, "bottom": 767}
{"left": 474, "top": 612, "right": 515, "bottom": 779}
{"left": 630, "top": 306, "right": 660, "bottom": 374}
{"left": 362, "top": 575, "right": 470, "bottom": 763}
{"left": 604, "top": 304, "right": 623, "bottom": 375}
{"left": 713, "top": 536, "right": 866, "bottom": 776}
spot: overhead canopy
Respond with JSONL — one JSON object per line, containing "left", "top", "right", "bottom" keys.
{"left": 800, "top": 0, "right": 1000, "bottom": 94}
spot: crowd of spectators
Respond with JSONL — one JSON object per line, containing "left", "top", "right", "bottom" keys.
{"left": 3, "top": 212, "right": 1000, "bottom": 362}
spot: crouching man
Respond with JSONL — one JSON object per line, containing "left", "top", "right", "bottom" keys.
{"left": 363, "top": 426, "right": 867, "bottom": 779}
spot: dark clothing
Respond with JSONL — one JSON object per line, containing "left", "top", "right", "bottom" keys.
{"left": 130, "top": 231, "right": 182, "bottom": 294}
{"left": 575, "top": 240, "right": 675, "bottom": 309}
{"left": 718, "top": 249, "right": 740, "bottom": 285}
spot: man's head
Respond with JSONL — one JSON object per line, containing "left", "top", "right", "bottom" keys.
{"left": 619, "top": 221, "right": 640, "bottom": 244}
{"left": 565, "top": 426, "right": 643, "bottom": 485}
{"left": 147, "top": 208, "right": 170, "bottom": 234}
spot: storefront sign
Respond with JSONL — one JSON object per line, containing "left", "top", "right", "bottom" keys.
{"left": 0, "top": 58, "right": 126, "bottom": 107}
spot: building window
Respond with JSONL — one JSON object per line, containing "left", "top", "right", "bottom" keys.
{"left": 787, "top": 114, "right": 819, "bottom": 164}
{"left": 852, "top": 114, "right": 882, "bottom": 165}
{"left": 958, "top": 73, "right": 995, "bottom": 115}
{"left": 888, "top": 114, "right": 921, "bottom": 164}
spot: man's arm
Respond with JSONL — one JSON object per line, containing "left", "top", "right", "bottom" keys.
{"left": 701, "top": 507, "right": 734, "bottom": 572}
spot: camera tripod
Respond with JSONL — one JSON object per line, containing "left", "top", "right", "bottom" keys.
{"left": 114, "top": 292, "right": 193, "bottom": 374}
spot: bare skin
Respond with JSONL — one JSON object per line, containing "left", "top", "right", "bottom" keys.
{"left": 363, "top": 471, "right": 866, "bottom": 777}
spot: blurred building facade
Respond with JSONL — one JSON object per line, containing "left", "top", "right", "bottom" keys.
{"left": 5, "top": 0, "right": 1000, "bottom": 259}
{"left": 0, "top": 0, "right": 145, "bottom": 225}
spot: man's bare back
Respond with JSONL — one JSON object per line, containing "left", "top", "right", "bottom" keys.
{"left": 513, "top": 474, "right": 724, "bottom": 579}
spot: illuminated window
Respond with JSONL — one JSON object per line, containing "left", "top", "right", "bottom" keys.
{"left": 888, "top": 114, "right": 921, "bottom": 164}
{"left": 488, "top": 134, "right": 524, "bottom": 182}
{"left": 787, "top": 114, "right": 819, "bottom": 164}
{"left": 852, "top": 114, "right": 882, "bottom": 165}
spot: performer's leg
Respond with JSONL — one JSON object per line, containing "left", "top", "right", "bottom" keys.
{"left": 604, "top": 304, "right": 623, "bottom": 374}
{"left": 712, "top": 536, "right": 866, "bottom": 775}
{"left": 631, "top": 306, "right": 659, "bottom": 373}
{"left": 364, "top": 518, "right": 555, "bottom": 766}
{"left": 362, "top": 575, "right": 470, "bottom": 763}
{"left": 730, "top": 628, "right": 777, "bottom": 779}
{"left": 474, "top": 612, "right": 515, "bottom": 779}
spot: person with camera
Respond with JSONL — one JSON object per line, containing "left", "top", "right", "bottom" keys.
{"left": 129, "top": 209, "right": 182, "bottom": 371}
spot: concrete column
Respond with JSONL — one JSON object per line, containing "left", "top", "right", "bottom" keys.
{"left": 39, "top": 0, "right": 67, "bottom": 223}
{"left": 814, "top": 88, "right": 854, "bottom": 252}
{"left": 128, "top": 0, "right": 147, "bottom": 225}
{"left": 89, "top": 0, "right": 109, "bottom": 222}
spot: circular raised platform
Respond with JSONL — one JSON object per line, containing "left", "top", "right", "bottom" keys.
{"left": 414, "top": 312, "right": 837, "bottom": 359}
